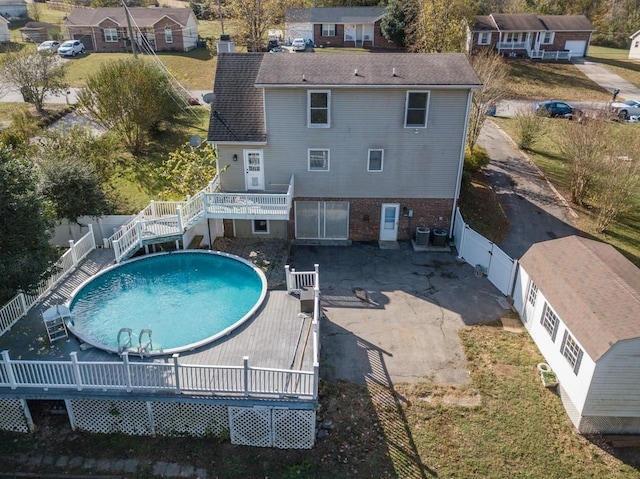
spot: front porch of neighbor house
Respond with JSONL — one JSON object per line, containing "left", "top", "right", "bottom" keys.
{"left": 0, "top": 242, "right": 320, "bottom": 449}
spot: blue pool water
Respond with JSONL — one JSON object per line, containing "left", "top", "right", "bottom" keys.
{"left": 68, "top": 251, "right": 266, "bottom": 355}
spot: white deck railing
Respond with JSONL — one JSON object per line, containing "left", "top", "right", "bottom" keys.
{"left": 0, "top": 226, "right": 97, "bottom": 337}
{"left": 0, "top": 265, "right": 322, "bottom": 400}
{"left": 285, "top": 264, "right": 319, "bottom": 293}
{"left": 497, "top": 41, "right": 528, "bottom": 50}
{"left": 529, "top": 50, "right": 572, "bottom": 60}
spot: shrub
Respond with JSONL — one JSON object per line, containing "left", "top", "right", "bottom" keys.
{"left": 513, "top": 108, "right": 547, "bottom": 150}
{"left": 464, "top": 146, "right": 491, "bottom": 173}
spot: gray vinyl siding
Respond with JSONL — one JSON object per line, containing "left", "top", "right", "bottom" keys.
{"left": 214, "top": 87, "right": 470, "bottom": 197}
{"left": 582, "top": 339, "right": 640, "bottom": 416}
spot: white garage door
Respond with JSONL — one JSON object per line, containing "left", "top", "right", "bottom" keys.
{"left": 286, "top": 22, "right": 314, "bottom": 43}
{"left": 564, "top": 40, "right": 587, "bottom": 57}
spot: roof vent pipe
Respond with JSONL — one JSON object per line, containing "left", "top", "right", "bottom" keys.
{"left": 392, "top": 68, "right": 397, "bottom": 77}
{"left": 302, "top": 74, "right": 306, "bottom": 82}
{"left": 354, "top": 68, "right": 358, "bottom": 76}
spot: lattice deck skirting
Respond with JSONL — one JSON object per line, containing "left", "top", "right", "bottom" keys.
{"left": 0, "top": 398, "right": 31, "bottom": 433}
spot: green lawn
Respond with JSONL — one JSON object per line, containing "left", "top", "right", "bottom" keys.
{"left": 588, "top": 46, "right": 640, "bottom": 91}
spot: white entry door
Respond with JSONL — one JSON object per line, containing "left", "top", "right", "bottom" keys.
{"left": 379, "top": 203, "right": 399, "bottom": 241}
{"left": 244, "top": 150, "right": 264, "bottom": 190}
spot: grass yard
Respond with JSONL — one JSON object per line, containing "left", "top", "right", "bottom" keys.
{"left": 588, "top": 46, "right": 640, "bottom": 91}
{"left": 2, "top": 323, "right": 638, "bottom": 477}
{"left": 492, "top": 116, "right": 640, "bottom": 266}
{"left": 503, "top": 60, "right": 611, "bottom": 101}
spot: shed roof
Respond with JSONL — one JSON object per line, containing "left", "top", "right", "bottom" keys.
{"left": 285, "top": 7, "right": 385, "bottom": 24}
{"left": 519, "top": 236, "right": 640, "bottom": 361}
{"left": 255, "top": 53, "right": 481, "bottom": 87}
{"left": 65, "top": 7, "right": 193, "bottom": 27}
{"left": 631, "top": 29, "right": 640, "bottom": 40}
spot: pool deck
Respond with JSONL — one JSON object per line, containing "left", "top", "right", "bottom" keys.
{"left": 0, "top": 240, "right": 315, "bottom": 392}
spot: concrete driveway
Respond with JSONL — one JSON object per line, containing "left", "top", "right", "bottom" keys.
{"left": 291, "top": 243, "right": 510, "bottom": 386}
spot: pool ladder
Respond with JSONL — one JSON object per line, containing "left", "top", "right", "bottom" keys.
{"left": 117, "top": 327, "right": 153, "bottom": 357}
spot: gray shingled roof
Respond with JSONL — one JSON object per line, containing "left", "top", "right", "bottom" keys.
{"left": 255, "top": 53, "right": 481, "bottom": 87}
{"left": 539, "top": 15, "right": 595, "bottom": 32}
{"left": 285, "top": 7, "right": 385, "bottom": 24}
{"left": 65, "top": 7, "right": 193, "bottom": 27}
{"left": 471, "top": 13, "right": 594, "bottom": 32}
{"left": 519, "top": 236, "right": 640, "bottom": 361}
{"left": 207, "top": 53, "right": 266, "bottom": 144}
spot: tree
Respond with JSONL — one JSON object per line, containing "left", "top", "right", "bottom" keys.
{"left": 36, "top": 128, "right": 115, "bottom": 225}
{"left": 558, "top": 118, "right": 609, "bottom": 205}
{"left": 160, "top": 142, "right": 220, "bottom": 199}
{"left": 228, "top": 0, "right": 291, "bottom": 52}
{"left": 512, "top": 106, "right": 547, "bottom": 150}
{"left": 381, "top": 0, "right": 409, "bottom": 47}
{"left": 0, "top": 146, "right": 56, "bottom": 302}
{"left": 592, "top": 156, "right": 640, "bottom": 232}
{"left": 407, "top": 0, "right": 469, "bottom": 53}
{"left": 466, "top": 50, "right": 509, "bottom": 149}
{"left": 78, "top": 58, "right": 182, "bottom": 154}
{"left": 0, "top": 48, "right": 68, "bottom": 113}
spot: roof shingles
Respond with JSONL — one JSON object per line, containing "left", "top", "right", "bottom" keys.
{"left": 519, "top": 236, "right": 640, "bottom": 361}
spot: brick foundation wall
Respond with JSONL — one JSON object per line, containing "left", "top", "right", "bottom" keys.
{"left": 292, "top": 197, "right": 454, "bottom": 242}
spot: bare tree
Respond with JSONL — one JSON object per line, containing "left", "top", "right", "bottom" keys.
{"left": 558, "top": 118, "right": 609, "bottom": 205}
{"left": 467, "top": 50, "right": 509, "bottom": 149}
{"left": 512, "top": 106, "right": 547, "bottom": 150}
{"left": 0, "top": 48, "right": 68, "bottom": 113}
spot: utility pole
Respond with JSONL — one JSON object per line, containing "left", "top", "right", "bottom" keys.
{"left": 123, "top": 0, "right": 137, "bottom": 58}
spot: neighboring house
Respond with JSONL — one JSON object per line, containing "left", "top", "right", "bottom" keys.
{"left": 207, "top": 52, "right": 480, "bottom": 243}
{"left": 630, "top": 29, "right": 640, "bottom": 60}
{"left": 0, "top": 0, "right": 27, "bottom": 19}
{"left": 285, "top": 6, "right": 398, "bottom": 49}
{"left": 64, "top": 7, "right": 198, "bottom": 53}
{"left": 468, "top": 13, "right": 595, "bottom": 59}
{"left": 0, "top": 15, "right": 9, "bottom": 43}
{"left": 19, "top": 21, "right": 59, "bottom": 43}
{"left": 513, "top": 235, "right": 640, "bottom": 434}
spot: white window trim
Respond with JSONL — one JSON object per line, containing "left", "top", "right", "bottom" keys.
{"left": 504, "top": 32, "right": 522, "bottom": 43}
{"left": 308, "top": 149, "right": 330, "bottom": 172}
{"left": 527, "top": 282, "right": 538, "bottom": 307}
{"left": 541, "top": 303, "right": 559, "bottom": 341}
{"left": 165, "top": 27, "right": 173, "bottom": 43}
{"left": 322, "top": 24, "right": 336, "bottom": 37}
{"left": 307, "top": 90, "right": 331, "bottom": 128}
{"left": 104, "top": 28, "right": 118, "bottom": 42}
{"left": 404, "top": 91, "right": 430, "bottom": 128}
{"left": 478, "top": 32, "right": 491, "bottom": 45}
{"left": 560, "top": 330, "right": 583, "bottom": 374}
{"left": 252, "top": 219, "right": 269, "bottom": 234}
{"left": 367, "top": 149, "right": 384, "bottom": 172}
{"left": 541, "top": 31, "right": 554, "bottom": 45}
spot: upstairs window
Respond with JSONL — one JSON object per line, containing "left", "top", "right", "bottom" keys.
{"left": 368, "top": 149, "right": 383, "bottom": 172}
{"left": 308, "top": 149, "right": 330, "bottom": 171}
{"left": 308, "top": 91, "right": 330, "bottom": 127}
{"left": 478, "top": 32, "right": 491, "bottom": 45}
{"left": 404, "top": 91, "right": 429, "bottom": 128}
{"left": 322, "top": 24, "right": 336, "bottom": 37}
{"left": 541, "top": 304, "right": 559, "bottom": 342}
{"left": 165, "top": 27, "right": 173, "bottom": 43}
{"left": 541, "top": 31, "right": 554, "bottom": 44}
{"left": 560, "top": 330, "right": 584, "bottom": 374}
{"left": 104, "top": 28, "right": 118, "bottom": 42}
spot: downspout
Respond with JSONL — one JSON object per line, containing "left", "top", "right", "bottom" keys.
{"left": 449, "top": 88, "right": 474, "bottom": 238}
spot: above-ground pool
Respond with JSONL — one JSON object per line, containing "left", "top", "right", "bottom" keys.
{"left": 68, "top": 251, "right": 267, "bottom": 355}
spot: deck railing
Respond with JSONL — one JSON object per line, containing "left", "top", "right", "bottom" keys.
{"left": 285, "top": 264, "right": 320, "bottom": 293}
{"left": 497, "top": 41, "right": 528, "bottom": 50}
{"left": 0, "top": 226, "right": 97, "bottom": 337}
{"left": 0, "top": 351, "right": 317, "bottom": 399}
{"left": 529, "top": 49, "right": 572, "bottom": 60}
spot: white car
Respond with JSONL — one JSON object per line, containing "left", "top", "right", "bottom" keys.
{"left": 57, "top": 40, "right": 85, "bottom": 57}
{"left": 291, "top": 38, "right": 306, "bottom": 52}
{"left": 610, "top": 99, "right": 640, "bottom": 121}
{"left": 37, "top": 40, "right": 60, "bottom": 52}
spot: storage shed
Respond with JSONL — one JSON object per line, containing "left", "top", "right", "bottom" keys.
{"left": 513, "top": 235, "right": 640, "bottom": 433}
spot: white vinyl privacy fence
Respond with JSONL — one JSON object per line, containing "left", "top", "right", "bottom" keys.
{"left": 452, "top": 208, "right": 517, "bottom": 296}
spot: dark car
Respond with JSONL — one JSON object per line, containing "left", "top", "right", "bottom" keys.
{"left": 535, "top": 100, "right": 583, "bottom": 119}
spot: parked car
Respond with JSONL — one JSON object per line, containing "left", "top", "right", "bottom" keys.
{"left": 57, "top": 40, "right": 85, "bottom": 57}
{"left": 610, "top": 99, "right": 640, "bottom": 121}
{"left": 291, "top": 38, "right": 306, "bottom": 52}
{"left": 535, "top": 100, "right": 583, "bottom": 119}
{"left": 37, "top": 40, "right": 60, "bottom": 52}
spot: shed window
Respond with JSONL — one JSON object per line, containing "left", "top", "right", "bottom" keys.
{"left": 104, "top": 28, "right": 118, "bottom": 42}
{"left": 560, "top": 330, "right": 584, "bottom": 374}
{"left": 527, "top": 282, "right": 538, "bottom": 307}
{"left": 541, "top": 303, "right": 559, "bottom": 342}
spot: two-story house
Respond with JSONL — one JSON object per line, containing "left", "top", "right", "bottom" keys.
{"left": 207, "top": 53, "right": 481, "bottom": 244}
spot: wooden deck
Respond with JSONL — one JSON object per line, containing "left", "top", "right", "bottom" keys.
{"left": 0, "top": 248, "right": 315, "bottom": 382}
